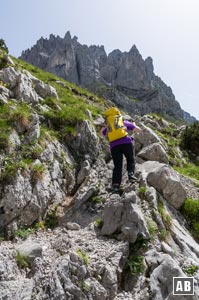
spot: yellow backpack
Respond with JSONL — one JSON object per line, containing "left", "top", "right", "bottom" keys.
{"left": 105, "top": 107, "right": 127, "bottom": 142}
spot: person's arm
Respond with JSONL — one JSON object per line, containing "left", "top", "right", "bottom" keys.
{"left": 132, "top": 122, "right": 141, "bottom": 133}
{"left": 124, "top": 120, "right": 141, "bottom": 133}
{"left": 100, "top": 125, "right": 107, "bottom": 136}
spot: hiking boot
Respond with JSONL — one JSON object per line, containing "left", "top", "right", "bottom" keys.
{"left": 128, "top": 172, "right": 138, "bottom": 181}
{"left": 112, "top": 184, "right": 120, "bottom": 194}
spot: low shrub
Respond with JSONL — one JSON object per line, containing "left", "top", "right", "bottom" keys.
{"left": 44, "top": 205, "right": 59, "bottom": 229}
{"left": 76, "top": 248, "right": 90, "bottom": 266}
{"left": 180, "top": 121, "right": 199, "bottom": 157}
{"left": 181, "top": 198, "right": 199, "bottom": 240}
{"left": 15, "top": 251, "right": 30, "bottom": 269}
{"left": 158, "top": 200, "right": 172, "bottom": 230}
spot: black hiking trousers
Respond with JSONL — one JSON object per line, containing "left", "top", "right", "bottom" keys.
{"left": 111, "top": 142, "right": 135, "bottom": 186}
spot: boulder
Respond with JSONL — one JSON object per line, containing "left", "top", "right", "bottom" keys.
{"left": 25, "top": 113, "right": 40, "bottom": 142}
{"left": 14, "top": 73, "right": 39, "bottom": 104}
{"left": 16, "top": 241, "right": 43, "bottom": 264}
{"left": 101, "top": 191, "right": 150, "bottom": 243}
{"left": 8, "top": 130, "right": 21, "bottom": 153}
{"left": 146, "top": 251, "right": 198, "bottom": 300}
{"left": 147, "top": 164, "right": 186, "bottom": 209}
{"left": 66, "top": 222, "right": 80, "bottom": 231}
{"left": 102, "top": 264, "right": 118, "bottom": 299}
{"left": 34, "top": 81, "right": 58, "bottom": 99}
{"left": 84, "top": 278, "right": 108, "bottom": 300}
{"left": 77, "top": 160, "right": 91, "bottom": 184}
{"left": 137, "top": 142, "right": 169, "bottom": 164}
{"left": 135, "top": 123, "right": 162, "bottom": 152}
{"left": 70, "top": 120, "right": 100, "bottom": 162}
{"left": 138, "top": 161, "right": 186, "bottom": 209}
{"left": 0, "top": 67, "right": 19, "bottom": 88}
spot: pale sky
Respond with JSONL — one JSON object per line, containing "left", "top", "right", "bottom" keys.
{"left": 1, "top": 0, "right": 199, "bottom": 120}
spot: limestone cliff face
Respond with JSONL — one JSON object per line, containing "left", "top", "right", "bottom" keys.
{"left": 20, "top": 32, "right": 196, "bottom": 123}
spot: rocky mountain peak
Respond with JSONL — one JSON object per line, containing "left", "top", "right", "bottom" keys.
{"left": 64, "top": 30, "right": 71, "bottom": 40}
{"left": 20, "top": 31, "right": 196, "bottom": 123}
{"left": 144, "top": 56, "right": 154, "bottom": 79}
{"left": 129, "top": 44, "right": 141, "bottom": 57}
{"left": 49, "top": 33, "right": 56, "bottom": 40}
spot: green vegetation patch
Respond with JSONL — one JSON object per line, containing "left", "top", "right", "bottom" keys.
{"left": 12, "top": 221, "right": 50, "bottom": 241}
{"left": 78, "top": 281, "right": 91, "bottom": 292}
{"left": 14, "top": 228, "right": 34, "bottom": 239}
{"left": 158, "top": 229, "right": 169, "bottom": 241}
{"left": 157, "top": 200, "right": 172, "bottom": 230}
{"left": 146, "top": 217, "right": 158, "bottom": 241}
{"left": 94, "top": 217, "right": 103, "bottom": 228}
{"left": 181, "top": 198, "right": 199, "bottom": 240}
{"left": 31, "top": 163, "right": 46, "bottom": 181}
{"left": 0, "top": 159, "right": 29, "bottom": 183}
{"left": 13, "top": 56, "right": 105, "bottom": 107}
{"left": 174, "top": 163, "right": 199, "bottom": 182}
{"left": 0, "top": 39, "right": 9, "bottom": 69}
{"left": 9, "top": 102, "right": 32, "bottom": 126}
{"left": 0, "top": 101, "right": 32, "bottom": 150}
{"left": 5, "top": 56, "right": 105, "bottom": 145}
{"left": 44, "top": 205, "right": 59, "bottom": 229}
{"left": 76, "top": 248, "right": 90, "bottom": 266}
{"left": 15, "top": 251, "right": 31, "bottom": 269}
{"left": 0, "top": 153, "right": 46, "bottom": 184}
{"left": 180, "top": 121, "right": 199, "bottom": 157}
{"left": 138, "top": 186, "right": 147, "bottom": 200}
{"left": 125, "top": 239, "right": 147, "bottom": 276}
{"left": 0, "top": 104, "right": 13, "bottom": 149}
{"left": 183, "top": 265, "right": 199, "bottom": 275}
{"left": 128, "top": 254, "right": 144, "bottom": 275}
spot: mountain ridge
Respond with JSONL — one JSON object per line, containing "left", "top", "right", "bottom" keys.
{"left": 20, "top": 31, "right": 196, "bottom": 124}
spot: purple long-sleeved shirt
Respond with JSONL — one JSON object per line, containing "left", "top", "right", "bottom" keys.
{"left": 101, "top": 120, "right": 136, "bottom": 150}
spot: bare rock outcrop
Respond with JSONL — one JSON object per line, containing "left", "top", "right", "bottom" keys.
{"left": 138, "top": 161, "right": 186, "bottom": 209}
{"left": 101, "top": 191, "right": 150, "bottom": 243}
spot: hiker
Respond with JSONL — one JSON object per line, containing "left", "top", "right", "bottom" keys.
{"left": 101, "top": 107, "right": 141, "bottom": 193}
